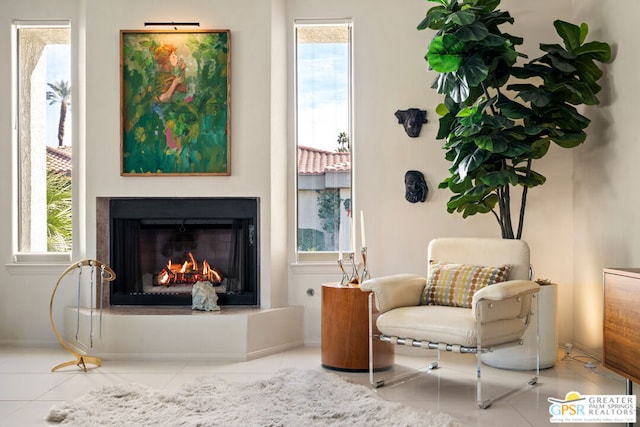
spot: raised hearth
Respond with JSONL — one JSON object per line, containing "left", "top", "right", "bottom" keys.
{"left": 63, "top": 305, "right": 305, "bottom": 360}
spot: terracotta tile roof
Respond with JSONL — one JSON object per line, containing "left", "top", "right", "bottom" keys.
{"left": 47, "top": 146, "right": 72, "bottom": 176}
{"left": 297, "top": 146, "right": 350, "bottom": 175}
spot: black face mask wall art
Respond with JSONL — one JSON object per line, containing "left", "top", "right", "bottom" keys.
{"left": 405, "top": 170, "right": 428, "bottom": 203}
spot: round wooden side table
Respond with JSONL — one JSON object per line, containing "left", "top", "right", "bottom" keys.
{"left": 321, "top": 282, "right": 394, "bottom": 372}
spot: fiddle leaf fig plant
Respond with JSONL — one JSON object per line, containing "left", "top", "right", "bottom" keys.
{"left": 419, "top": 0, "right": 611, "bottom": 239}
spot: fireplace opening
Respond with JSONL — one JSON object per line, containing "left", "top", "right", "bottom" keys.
{"left": 109, "top": 198, "right": 259, "bottom": 306}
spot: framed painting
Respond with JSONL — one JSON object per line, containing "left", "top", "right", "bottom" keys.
{"left": 120, "top": 30, "right": 231, "bottom": 175}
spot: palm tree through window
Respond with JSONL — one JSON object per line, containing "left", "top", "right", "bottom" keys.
{"left": 15, "top": 23, "right": 72, "bottom": 254}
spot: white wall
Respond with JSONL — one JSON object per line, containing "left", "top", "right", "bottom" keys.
{"left": 1, "top": 0, "right": 585, "bottom": 349}
{"left": 0, "top": 0, "right": 80, "bottom": 345}
{"left": 287, "top": 0, "right": 575, "bottom": 345}
{"left": 82, "top": 0, "right": 288, "bottom": 310}
{"left": 0, "top": 0, "right": 289, "bottom": 344}
{"left": 571, "top": 0, "right": 639, "bottom": 356}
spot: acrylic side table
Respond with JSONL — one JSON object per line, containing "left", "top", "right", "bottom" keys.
{"left": 321, "top": 282, "right": 394, "bottom": 371}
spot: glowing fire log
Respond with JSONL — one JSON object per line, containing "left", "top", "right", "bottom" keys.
{"left": 203, "top": 261, "right": 223, "bottom": 283}
{"left": 154, "top": 252, "right": 223, "bottom": 286}
{"left": 157, "top": 269, "right": 171, "bottom": 286}
{"left": 188, "top": 253, "right": 198, "bottom": 271}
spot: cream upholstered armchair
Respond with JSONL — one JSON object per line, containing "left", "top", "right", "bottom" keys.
{"left": 360, "top": 237, "right": 540, "bottom": 409}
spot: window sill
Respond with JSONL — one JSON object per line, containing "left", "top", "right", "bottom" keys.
{"left": 13, "top": 252, "right": 71, "bottom": 263}
{"left": 7, "top": 253, "right": 72, "bottom": 275}
{"left": 290, "top": 261, "right": 354, "bottom": 275}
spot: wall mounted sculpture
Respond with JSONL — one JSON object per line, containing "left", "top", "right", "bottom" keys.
{"left": 405, "top": 170, "right": 428, "bottom": 203}
{"left": 395, "top": 108, "right": 427, "bottom": 138}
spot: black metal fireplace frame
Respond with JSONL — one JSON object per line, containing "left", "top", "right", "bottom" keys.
{"left": 109, "top": 197, "right": 259, "bottom": 306}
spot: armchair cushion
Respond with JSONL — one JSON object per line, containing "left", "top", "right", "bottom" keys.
{"left": 376, "top": 305, "right": 526, "bottom": 348}
{"left": 422, "top": 261, "right": 511, "bottom": 308}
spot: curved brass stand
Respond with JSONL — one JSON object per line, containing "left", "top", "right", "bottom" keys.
{"left": 49, "top": 260, "right": 116, "bottom": 372}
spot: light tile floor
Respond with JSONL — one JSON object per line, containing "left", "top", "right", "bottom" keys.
{"left": 0, "top": 345, "right": 634, "bottom": 426}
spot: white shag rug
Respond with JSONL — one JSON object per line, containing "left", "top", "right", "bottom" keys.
{"left": 46, "top": 369, "right": 463, "bottom": 426}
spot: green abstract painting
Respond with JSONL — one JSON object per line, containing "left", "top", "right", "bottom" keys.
{"left": 120, "top": 30, "right": 230, "bottom": 175}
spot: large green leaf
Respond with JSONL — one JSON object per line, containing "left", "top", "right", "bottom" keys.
{"left": 575, "top": 57, "right": 604, "bottom": 85}
{"left": 554, "top": 20, "right": 582, "bottom": 52}
{"left": 437, "top": 113, "right": 456, "bottom": 140}
{"left": 460, "top": 55, "right": 489, "bottom": 86}
{"left": 427, "top": 35, "right": 466, "bottom": 72}
{"left": 502, "top": 140, "right": 534, "bottom": 158}
{"left": 510, "top": 64, "right": 547, "bottom": 79}
{"left": 497, "top": 94, "right": 532, "bottom": 119}
{"left": 530, "top": 138, "right": 551, "bottom": 159}
{"left": 447, "top": 10, "right": 477, "bottom": 26}
{"left": 456, "top": 22, "right": 490, "bottom": 42}
{"left": 450, "top": 74, "right": 470, "bottom": 103}
{"left": 435, "top": 103, "right": 449, "bottom": 116}
{"left": 433, "top": 72, "right": 470, "bottom": 103}
{"left": 474, "top": 135, "right": 508, "bottom": 153}
{"left": 480, "top": 9, "right": 515, "bottom": 28}
{"left": 482, "top": 114, "right": 515, "bottom": 129}
{"left": 512, "top": 86, "right": 552, "bottom": 107}
{"left": 549, "top": 130, "right": 586, "bottom": 148}
{"left": 442, "top": 175, "right": 473, "bottom": 193}
{"left": 475, "top": 0, "right": 501, "bottom": 12}
{"left": 579, "top": 22, "right": 588, "bottom": 44}
{"left": 477, "top": 35, "right": 506, "bottom": 50}
{"left": 462, "top": 202, "right": 493, "bottom": 218}
{"left": 447, "top": 193, "right": 482, "bottom": 213}
{"left": 544, "top": 104, "right": 591, "bottom": 130}
{"left": 539, "top": 43, "right": 576, "bottom": 60}
{"left": 515, "top": 168, "right": 547, "bottom": 187}
{"left": 479, "top": 169, "right": 519, "bottom": 186}
{"left": 574, "top": 41, "right": 612, "bottom": 62}
{"left": 418, "top": 5, "right": 449, "bottom": 31}
{"left": 457, "top": 148, "right": 489, "bottom": 180}
{"left": 548, "top": 55, "right": 577, "bottom": 73}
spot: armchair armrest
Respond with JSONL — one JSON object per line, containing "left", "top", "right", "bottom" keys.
{"left": 472, "top": 280, "right": 540, "bottom": 322}
{"left": 360, "top": 274, "right": 426, "bottom": 314}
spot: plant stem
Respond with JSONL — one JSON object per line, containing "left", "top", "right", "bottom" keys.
{"left": 482, "top": 83, "right": 499, "bottom": 116}
{"left": 502, "top": 189, "right": 514, "bottom": 239}
{"left": 516, "top": 158, "right": 532, "bottom": 240}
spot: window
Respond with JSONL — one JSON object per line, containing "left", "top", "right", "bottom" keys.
{"left": 14, "top": 22, "right": 72, "bottom": 258}
{"left": 295, "top": 20, "right": 352, "bottom": 261}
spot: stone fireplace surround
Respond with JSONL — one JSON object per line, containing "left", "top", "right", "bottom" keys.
{"left": 59, "top": 197, "right": 304, "bottom": 360}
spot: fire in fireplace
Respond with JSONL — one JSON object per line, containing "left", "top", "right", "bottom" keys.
{"left": 155, "top": 252, "right": 223, "bottom": 286}
{"left": 108, "top": 198, "right": 259, "bottom": 306}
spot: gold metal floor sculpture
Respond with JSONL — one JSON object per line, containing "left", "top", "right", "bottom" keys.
{"left": 49, "top": 260, "right": 116, "bottom": 372}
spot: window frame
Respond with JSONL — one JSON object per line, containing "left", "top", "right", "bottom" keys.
{"left": 11, "top": 20, "right": 73, "bottom": 264}
{"left": 293, "top": 18, "right": 354, "bottom": 264}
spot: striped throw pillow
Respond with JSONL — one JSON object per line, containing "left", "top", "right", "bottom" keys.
{"left": 422, "top": 261, "right": 512, "bottom": 308}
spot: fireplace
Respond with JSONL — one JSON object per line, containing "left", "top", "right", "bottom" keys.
{"left": 108, "top": 198, "right": 259, "bottom": 306}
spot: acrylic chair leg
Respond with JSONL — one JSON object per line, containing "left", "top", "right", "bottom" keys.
{"left": 477, "top": 292, "right": 541, "bottom": 409}
{"left": 367, "top": 293, "right": 384, "bottom": 388}
{"left": 477, "top": 332, "right": 488, "bottom": 408}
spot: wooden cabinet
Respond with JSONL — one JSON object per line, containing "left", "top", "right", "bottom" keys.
{"left": 321, "top": 283, "right": 394, "bottom": 371}
{"left": 603, "top": 268, "right": 640, "bottom": 384}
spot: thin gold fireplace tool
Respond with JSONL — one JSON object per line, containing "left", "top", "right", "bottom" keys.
{"left": 49, "top": 260, "right": 116, "bottom": 372}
